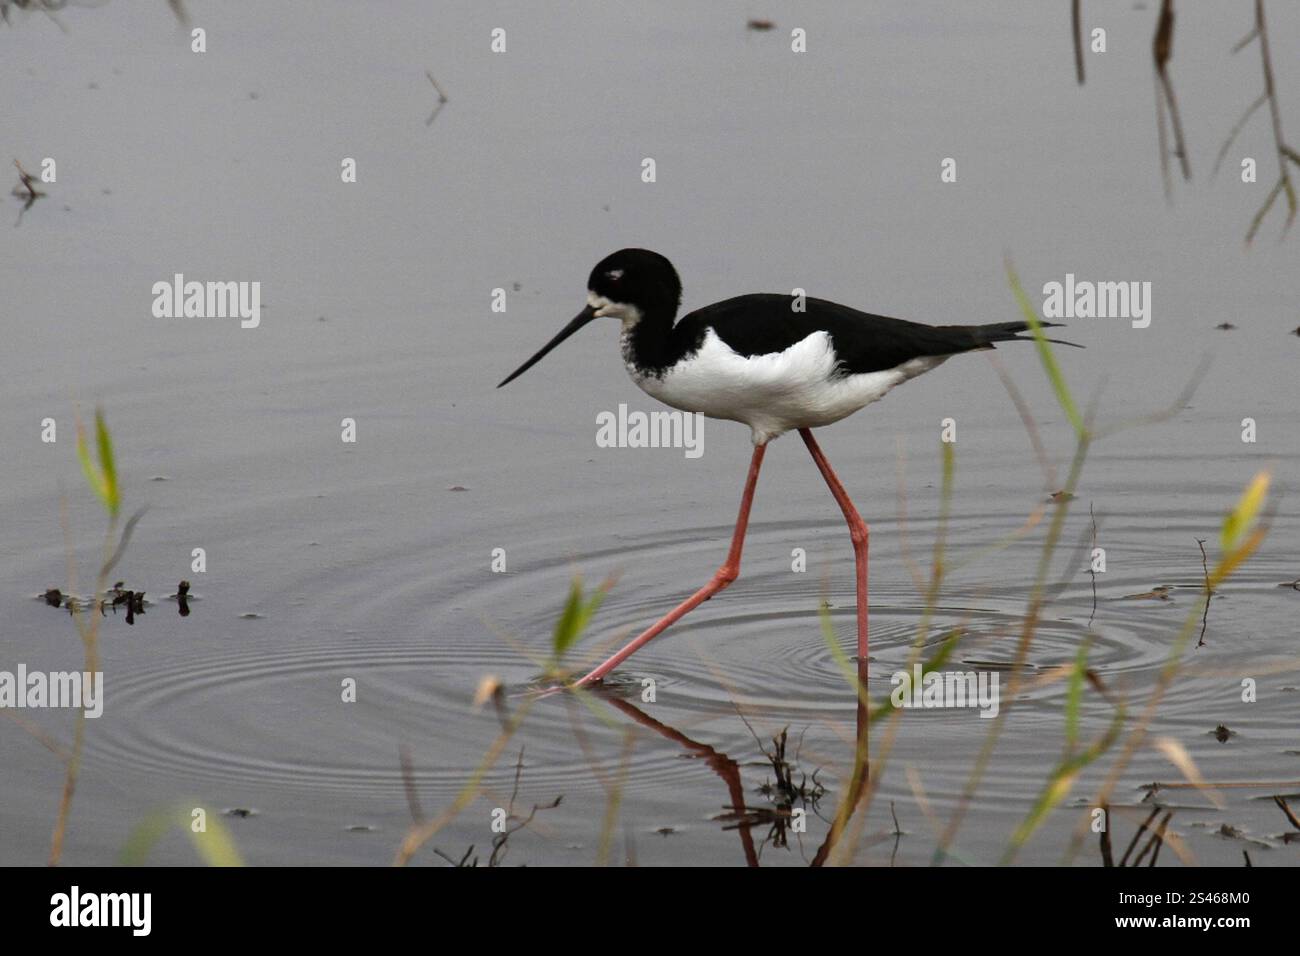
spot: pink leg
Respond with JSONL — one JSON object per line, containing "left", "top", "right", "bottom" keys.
{"left": 798, "top": 428, "right": 869, "bottom": 674}
{"left": 576, "top": 443, "right": 767, "bottom": 686}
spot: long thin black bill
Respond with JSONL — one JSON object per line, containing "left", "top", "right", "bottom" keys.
{"left": 497, "top": 305, "right": 598, "bottom": 388}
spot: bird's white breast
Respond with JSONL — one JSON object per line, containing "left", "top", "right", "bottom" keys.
{"left": 625, "top": 328, "right": 948, "bottom": 444}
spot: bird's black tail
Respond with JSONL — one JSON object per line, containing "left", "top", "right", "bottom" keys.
{"left": 959, "top": 320, "right": 1083, "bottom": 350}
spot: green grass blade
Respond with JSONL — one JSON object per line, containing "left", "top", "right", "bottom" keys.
{"left": 1220, "top": 471, "right": 1269, "bottom": 552}
{"left": 551, "top": 576, "right": 609, "bottom": 663}
{"left": 94, "top": 408, "right": 120, "bottom": 516}
{"left": 120, "top": 805, "right": 244, "bottom": 866}
{"left": 1064, "top": 640, "right": 1090, "bottom": 753}
{"left": 1005, "top": 258, "right": 1085, "bottom": 437}
{"left": 76, "top": 420, "right": 110, "bottom": 512}
{"left": 187, "top": 812, "right": 243, "bottom": 867}
{"left": 118, "top": 811, "right": 171, "bottom": 865}
{"left": 1003, "top": 702, "right": 1124, "bottom": 862}
{"left": 551, "top": 579, "right": 585, "bottom": 659}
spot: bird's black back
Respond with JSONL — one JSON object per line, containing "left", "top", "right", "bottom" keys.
{"left": 669, "top": 294, "right": 1002, "bottom": 376}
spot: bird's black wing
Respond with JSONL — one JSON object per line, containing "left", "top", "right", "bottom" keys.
{"left": 675, "top": 294, "right": 998, "bottom": 376}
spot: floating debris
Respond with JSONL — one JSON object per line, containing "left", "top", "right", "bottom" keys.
{"left": 42, "top": 588, "right": 63, "bottom": 607}
{"left": 103, "top": 584, "right": 147, "bottom": 625}
{"left": 1215, "top": 322, "right": 1237, "bottom": 330}
{"left": 11, "top": 159, "right": 44, "bottom": 200}
{"left": 1274, "top": 795, "right": 1300, "bottom": 842}
{"left": 472, "top": 674, "right": 504, "bottom": 711}
{"left": 1192, "top": 821, "right": 1270, "bottom": 848}
{"left": 223, "top": 807, "right": 258, "bottom": 819}
{"left": 11, "top": 158, "right": 45, "bottom": 223}
{"left": 424, "top": 70, "right": 448, "bottom": 127}
{"left": 746, "top": 19, "right": 775, "bottom": 31}
{"left": 125, "top": 591, "right": 144, "bottom": 626}
{"left": 723, "top": 726, "right": 825, "bottom": 850}
{"left": 1122, "top": 585, "right": 1173, "bottom": 601}
{"left": 1212, "top": 723, "right": 1236, "bottom": 743}
{"left": 1049, "top": 490, "right": 1076, "bottom": 502}
{"left": 448, "top": 485, "right": 469, "bottom": 492}
{"left": 177, "top": 580, "right": 191, "bottom": 617}
{"left": 961, "top": 658, "right": 1038, "bottom": 673}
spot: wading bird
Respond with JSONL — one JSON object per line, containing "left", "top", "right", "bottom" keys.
{"left": 499, "top": 249, "right": 1073, "bottom": 687}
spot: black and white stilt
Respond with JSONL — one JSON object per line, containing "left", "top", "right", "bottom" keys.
{"left": 499, "top": 248, "right": 1076, "bottom": 688}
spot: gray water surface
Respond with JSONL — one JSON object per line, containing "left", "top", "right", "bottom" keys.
{"left": 2, "top": 1, "right": 1297, "bottom": 866}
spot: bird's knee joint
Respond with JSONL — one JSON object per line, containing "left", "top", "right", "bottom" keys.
{"left": 714, "top": 566, "right": 739, "bottom": 587}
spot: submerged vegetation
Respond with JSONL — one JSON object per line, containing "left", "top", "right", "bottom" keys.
{"left": 6, "top": 408, "right": 228, "bottom": 866}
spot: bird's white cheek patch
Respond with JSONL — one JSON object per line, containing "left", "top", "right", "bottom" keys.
{"left": 588, "top": 292, "right": 642, "bottom": 327}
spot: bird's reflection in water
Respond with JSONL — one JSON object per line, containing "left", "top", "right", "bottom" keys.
{"left": 583, "top": 664, "right": 888, "bottom": 867}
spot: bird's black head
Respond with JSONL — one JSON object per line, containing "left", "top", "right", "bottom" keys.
{"left": 497, "top": 248, "right": 681, "bottom": 388}
{"left": 586, "top": 248, "right": 682, "bottom": 322}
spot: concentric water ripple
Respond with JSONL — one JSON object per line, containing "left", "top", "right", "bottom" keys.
{"left": 84, "top": 505, "right": 1297, "bottom": 814}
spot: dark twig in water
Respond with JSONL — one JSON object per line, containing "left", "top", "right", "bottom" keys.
{"left": 1142, "top": 777, "right": 1300, "bottom": 790}
{"left": 432, "top": 748, "right": 562, "bottom": 867}
{"left": 1133, "top": 810, "right": 1172, "bottom": 866}
{"left": 1242, "top": 0, "right": 1299, "bottom": 242}
{"left": 1119, "top": 805, "right": 1162, "bottom": 867}
{"left": 1099, "top": 802, "right": 1114, "bottom": 866}
{"left": 425, "top": 71, "right": 448, "bottom": 127}
{"left": 1243, "top": 849, "right": 1253, "bottom": 866}
{"left": 1152, "top": 0, "right": 1191, "bottom": 203}
{"left": 432, "top": 845, "right": 475, "bottom": 867}
{"left": 1088, "top": 503, "right": 1099, "bottom": 625}
{"left": 888, "top": 800, "right": 903, "bottom": 866}
{"left": 12, "top": 158, "right": 44, "bottom": 200}
{"left": 1103, "top": 805, "right": 1175, "bottom": 867}
{"left": 2, "top": 0, "right": 184, "bottom": 27}
{"left": 0, "top": 1, "right": 67, "bottom": 31}
{"left": 487, "top": 748, "right": 562, "bottom": 866}
{"left": 12, "top": 158, "right": 46, "bottom": 223}
{"left": 1212, "top": 93, "right": 1268, "bottom": 179}
{"left": 1072, "top": 0, "right": 1085, "bottom": 85}
{"left": 398, "top": 743, "right": 424, "bottom": 823}
{"left": 1273, "top": 794, "right": 1300, "bottom": 831}
{"left": 1196, "top": 538, "right": 1211, "bottom": 646}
